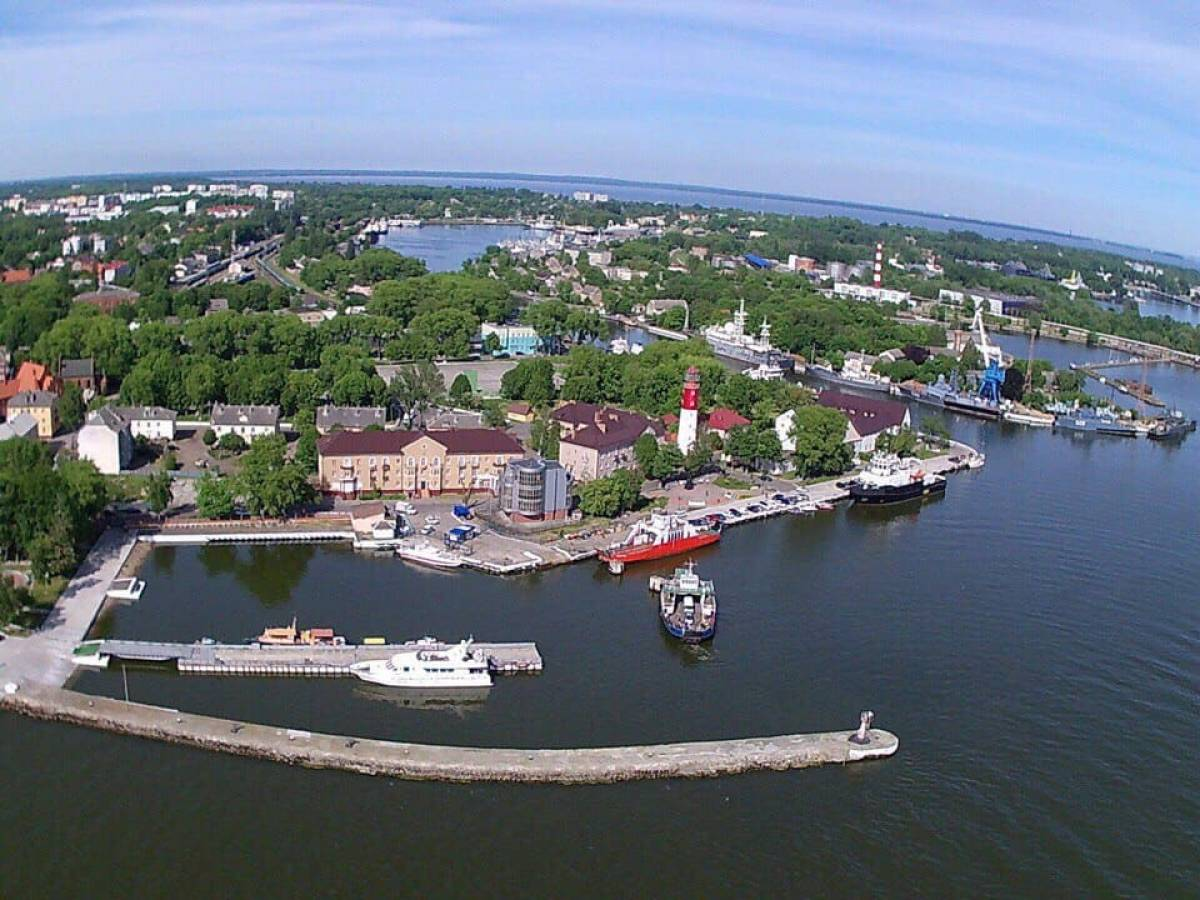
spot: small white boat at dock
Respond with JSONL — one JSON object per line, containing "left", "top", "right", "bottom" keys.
{"left": 349, "top": 638, "right": 492, "bottom": 688}
{"left": 396, "top": 541, "right": 463, "bottom": 569}
{"left": 105, "top": 577, "right": 145, "bottom": 601}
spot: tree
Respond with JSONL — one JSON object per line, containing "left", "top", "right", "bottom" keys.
{"left": 877, "top": 427, "right": 918, "bottom": 458}
{"left": 293, "top": 409, "right": 319, "bottom": 474}
{"left": 0, "top": 578, "right": 28, "bottom": 627}
{"left": 28, "top": 517, "right": 78, "bottom": 581}
{"left": 481, "top": 400, "right": 507, "bottom": 428}
{"left": 633, "top": 433, "right": 659, "bottom": 473}
{"left": 235, "top": 435, "right": 315, "bottom": 518}
{"left": 145, "top": 471, "right": 173, "bottom": 515}
{"left": 449, "top": 372, "right": 474, "bottom": 403}
{"left": 1001, "top": 367, "right": 1025, "bottom": 402}
{"left": 196, "top": 473, "right": 236, "bottom": 519}
{"left": 202, "top": 428, "right": 217, "bottom": 447}
{"left": 724, "top": 424, "right": 760, "bottom": 468}
{"left": 576, "top": 467, "right": 642, "bottom": 518}
{"left": 500, "top": 358, "right": 555, "bottom": 407}
{"left": 217, "top": 432, "right": 247, "bottom": 455}
{"left": 388, "top": 361, "right": 445, "bottom": 426}
{"left": 920, "top": 415, "right": 951, "bottom": 447}
{"left": 529, "top": 415, "right": 560, "bottom": 460}
{"left": 647, "top": 443, "right": 684, "bottom": 481}
{"left": 790, "top": 406, "right": 852, "bottom": 478}
{"left": 58, "top": 383, "right": 85, "bottom": 431}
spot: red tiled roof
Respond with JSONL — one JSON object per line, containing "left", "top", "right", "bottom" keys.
{"left": 2, "top": 269, "right": 32, "bottom": 284}
{"left": 424, "top": 428, "right": 525, "bottom": 455}
{"left": 553, "top": 402, "right": 652, "bottom": 452}
{"left": 0, "top": 361, "right": 57, "bottom": 401}
{"left": 816, "top": 389, "right": 908, "bottom": 437}
{"left": 705, "top": 407, "right": 750, "bottom": 432}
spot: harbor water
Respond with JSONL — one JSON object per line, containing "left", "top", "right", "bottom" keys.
{"left": 2, "top": 340, "right": 1198, "bottom": 895}
{"left": 377, "top": 223, "right": 531, "bottom": 272}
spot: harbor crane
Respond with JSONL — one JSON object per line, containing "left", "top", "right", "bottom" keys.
{"left": 970, "top": 306, "right": 1006, "bottom": 404}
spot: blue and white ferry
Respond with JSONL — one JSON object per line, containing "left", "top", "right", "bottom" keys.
{"left": 653, "top": 562, "right": 717, "bottom": 643}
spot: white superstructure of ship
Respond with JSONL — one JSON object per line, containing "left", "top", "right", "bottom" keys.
{"left": 349, "top": 638, "right": 492, "bottom": 688}
{"left": 703, "top": 299, "right": 793, "bottom": 370}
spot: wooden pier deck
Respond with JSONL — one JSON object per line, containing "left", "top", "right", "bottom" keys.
{"left": 80, "top": 639, "right": 543, "bottom": 676}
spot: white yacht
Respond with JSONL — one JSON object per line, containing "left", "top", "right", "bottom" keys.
{"left": 349, "top": 639, "right": 493, "bottom": 688}
{"left": 396, "top": 541, "right": 463, "bottom": 569}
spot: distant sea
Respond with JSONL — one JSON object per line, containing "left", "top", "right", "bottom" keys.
{"left": 214, "top": 169, "right": 1198, "bottom": 270}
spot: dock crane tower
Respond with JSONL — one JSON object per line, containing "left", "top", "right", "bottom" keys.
{"left": 970, "top": 306, "right": 1006, "bottom": 404}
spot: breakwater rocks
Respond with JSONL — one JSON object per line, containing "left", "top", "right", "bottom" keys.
{"left": 2, "top": 687, "right": 898, "bottom": 784}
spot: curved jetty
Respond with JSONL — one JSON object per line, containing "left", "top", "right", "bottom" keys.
{"left": 2, "top": 687, "right": 898, "bottom": 784}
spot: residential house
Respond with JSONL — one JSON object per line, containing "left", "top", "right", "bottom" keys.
{"left": 499, "top": 457, "right": 571, "bottom": 521}
{"left": 0, "top": 413, "right": 38, "bottom": 442}
{"left": 77, "top": 407, "right": 133, "bottom": 474}
{"left": 832, "top": 282, "right": 912, "bottom": 305}
{"left": 210, "top": 404, "right": 279, "bottom": 443}
{"left": 551, "top": 402, "right": 657, "bottom": 481}
{"left": 704, "top": 407, "right": 750, "bottom": 439}
{"left": 316, "top": 428, "right": 525, "bottom": 498}
{"left": 505, "top": 402, "right": 536, "bottom": 424}
{"left": 315, "top": 405, "right": 386, "bottom": 435}
{"left": 113, "top": 406, "right": 177, "bottom": 441}
{"left": 98, "top": 260, "right": 131, "bottom": 284}
{"left": 9, "top": 391, "right": 59, "bottom": 438}
{"left": 59, "top": 358, "right": 96, "bottom": 394}
{"left": 815, "top": 390, "right": 910, "bottom": 454}
{"left": 2, "top": 269, "right": 32, "bottom": 285}
{"left": 0, "top": 360, "right": 57, "bottom": 419}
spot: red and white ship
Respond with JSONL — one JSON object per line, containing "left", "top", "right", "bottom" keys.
{"left": 599, "top": 512, "right": 721, "bottom": 571}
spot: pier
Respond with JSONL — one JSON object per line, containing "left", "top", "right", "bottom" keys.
{"left": 77, "top": 638, "right": 543, "bottom": 676}
{"left": 2, "top": 686, "right": 898, "bottom": 784}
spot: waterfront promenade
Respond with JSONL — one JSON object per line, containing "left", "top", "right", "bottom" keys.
{"left": 0, "top": 528, "right": 137, "bottom": 690}
{"left": 2, "top": 685, "right": 898, "bottom": 783}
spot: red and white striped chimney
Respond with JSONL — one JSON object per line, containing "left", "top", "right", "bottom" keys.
{"left": 873, "top": 242, "right": 883, "bottom": 290}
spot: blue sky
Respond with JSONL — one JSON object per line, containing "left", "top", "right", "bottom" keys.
{"left": 1, "top": 1, "right": 1197, "bottom": 253}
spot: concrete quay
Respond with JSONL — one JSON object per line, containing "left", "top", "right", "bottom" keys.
{"left": 0, "top": 528, "right": 138, "bottom": 689}
{"left": 1, "top": 686, "right": 898, "bottom": 784}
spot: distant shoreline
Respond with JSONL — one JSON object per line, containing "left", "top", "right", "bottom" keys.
{"left": 1, "top": 167, "right": 1193, "bottom": 266}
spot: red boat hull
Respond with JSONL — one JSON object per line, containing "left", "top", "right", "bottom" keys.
{"left": 599, "top": 530, "right": 721, "bottom": 564}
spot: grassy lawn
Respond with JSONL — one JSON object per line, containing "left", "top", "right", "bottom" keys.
{"left": 714, "top": 475, "right": 754, "bottom": 490}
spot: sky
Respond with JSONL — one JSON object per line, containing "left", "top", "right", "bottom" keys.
{"left": 0, "top": 1, "right": 1197, "bottom": 253}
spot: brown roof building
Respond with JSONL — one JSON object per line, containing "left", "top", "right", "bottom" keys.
{"left": 317, "top": 428, "right": 525, "bottom": 498}
{"left": 551, "top": 402, "right": 656, "bottom": 481}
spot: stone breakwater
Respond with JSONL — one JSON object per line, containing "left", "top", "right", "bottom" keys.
{"left": 2, "top": 687, "right": 898, "bottom": 784}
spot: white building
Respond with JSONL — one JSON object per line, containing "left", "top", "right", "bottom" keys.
{"left": 210, "top": 404, "right": 280, "bottom": 443}
{"left": 185, "top": 198, "right": 198, "bottom": 216}
{"left": 114, "top": 406, "right": 177, "bottom": 441}
{"left": 61, "top": 235, "right": 83, "bottom": 257}
{"left": 833, "top": 282, "right": 912, "bottom": 306}
{"left": 77, "top": 407, "right": 133, "bottom": 474}
{"left": 91, "top": 234, "right": 107, "bottom": 255}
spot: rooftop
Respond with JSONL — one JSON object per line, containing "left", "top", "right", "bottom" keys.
{"left": 816, "top": 390, "right": 908, "bottom": 437}
{"left": 318, "top": 427, "right": 525, "bottom": 457}
{"left": 211, "top": 403, "right": 280, "bottom": 427}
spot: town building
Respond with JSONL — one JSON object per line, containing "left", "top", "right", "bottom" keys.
{"left": 8, "top": 391, "right": 59, "bottom": 438}
{"left": 480, "top": 322, "right": 540, "bottom": 356}
{"left": 833, "top": 282, "right": 912, "bottom": 306}
{"left": 791, "top": 390, "right": 911, "bottom": 454}
{"left": 0, "top": 413, "right": 38, "bottom": 442}
{"left": 2, "top": 269, "right": 32, "bottom": 285}
{"left": 210, "top": 404, "right": 280, "bottom": 443}
{"left": 77, "top": 407, "right": 133, "bottom": 474}
{"left": 59, "top": 358, "right": 96, "bottom": 394}
{"left": 499, "top": 457, "right": 571, "bottom": 521}
{"left": 315, "top": 405, "right": 386, "bottom": 434}
{"left": 938, "top": 288, "right": 1041, "bottom": 317}
{"left": 505, "top": 401, "right": 536, "bottom": 424}
{"left": 316, "top": 428, "right": 525, "bottom": 498}
{"left": 704, "top": 407, "right": 750, "bottom": 439}
{"left": 113, "top": 406, "right": 177, "bottom": 441}
{"left": 0, "top": 361, "right": 57, "bottom": 419}
{"left": 552, "top": 402, "right": 657, "bottom": 481}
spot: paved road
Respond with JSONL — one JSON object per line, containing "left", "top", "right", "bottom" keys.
{"left": 0, "top": 529, "right": 137, "bottom": 689}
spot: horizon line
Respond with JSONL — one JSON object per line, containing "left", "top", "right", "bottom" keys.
{"left": 2, "top": 166, "right": 1191, "bottom": 264}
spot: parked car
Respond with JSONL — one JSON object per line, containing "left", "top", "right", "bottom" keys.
{"left": 728, "top": 507, "right": 743, "bottom": 517}
{"left": 748, "top": 504, "right": 765, "bottom": 513}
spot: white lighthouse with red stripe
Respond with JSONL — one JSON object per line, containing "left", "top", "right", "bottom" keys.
{"left": 873, "top": 242, "right": 884, "bottom": 290}
{"left": 677, "top": 366, "right": 700, "bottom": 454}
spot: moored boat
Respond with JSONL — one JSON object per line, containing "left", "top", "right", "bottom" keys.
{"left": 1052, "top": 405, "right": 1137, "bottom": 436}
{"left": 806, "top": 363, "right": 893, "bottom": 394}
{"left": 349, "top": 638, "right": 492, "bottom": 688}
{"left": 254, "top": 617, "right": 346, "bottom": 646}
{"left": 849, "top": 453, "right": 946, "bottom": 505}
{"left": 396, "top": 541, "right": 464, "bottom": 569}
{"left": 653, "top": 561, "right": 717, "bottom": 643}
{"left": 600, "top": 512, "right": 721, "bottom": 572}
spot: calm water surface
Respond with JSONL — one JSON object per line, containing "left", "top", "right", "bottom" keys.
{"left": 377, "top": 223, "right": 531, "bottom": 272}
{"left": 2, "top": 338, "right": 1198, "bottom": 896}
